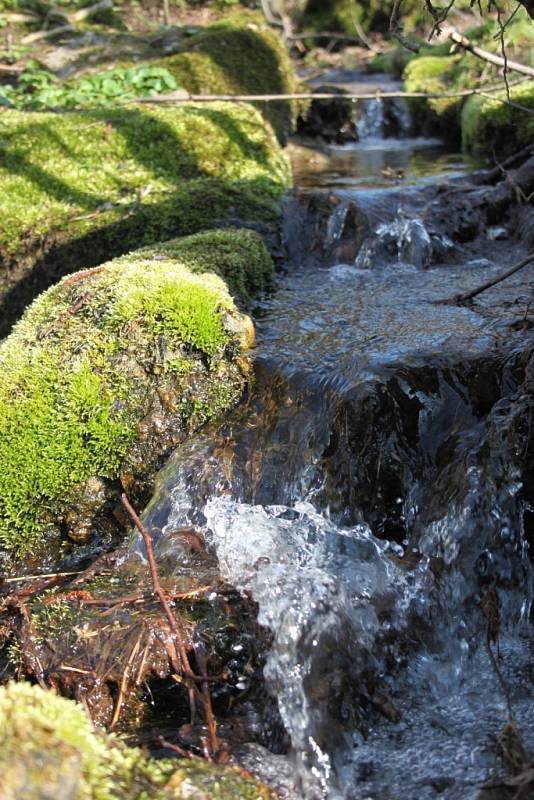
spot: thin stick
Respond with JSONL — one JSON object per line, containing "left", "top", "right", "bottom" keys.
{"left": 3, "top": 570, "right": 82, "bottom": 583}
{"left": 110, "top": 633, "right": 142, "bottom": 729}
{"left": 121, "top": 493, "right": 220, "bottom": 755}
{"left": 449, "top": 29, "right": 534, "bottom": 78}
{"left": 158, "top": 736, "right": 202, "bottom": 760}
{"left": 438, "top": 253, "right": 534, "bottom": 305}
{"left": 130, "top": 79, "right": 533, "bottom": 109}
{"left": 194, "top": 642, "right": 219, "bottom": 758}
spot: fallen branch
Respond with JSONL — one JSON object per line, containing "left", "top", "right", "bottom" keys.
{"left": 132, "top": 78, "right": 531, "bottom": 106}
{"left": 0, "top": 64, "right": 24, "bottom": 76}
{"left": 70, "top": 0, "right": 114, "bottom": 22}
{"left": 449, "top": 29, "right": 534, "bottom": 78}
{"left": 121, "top": 493, "right": 220, "bottom": 757}
{"left": 21, "top": 23, "right": 74, "bottom": 44}
{"left": 438, "top": 253, "right": 534, "bottom": 305}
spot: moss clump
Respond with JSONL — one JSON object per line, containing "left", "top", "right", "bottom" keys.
{"left": 403, "top": 55, "right": 462, "bottom": 133}
{"left": 462, "top": 80, "right": 534, "bottom": 158}
{"left": 132, "top": 227, "right": 274, "bottom": 304}
{"left": 0, "top": 681, "right": 275, "bottom": 800}
{"left": 0, "top": 102, "right": 290, "bottom": 334}
{"left": 0, "top": 228, "right": 270, "bottom": 557}
{"left": 0, "top": 102, "right": 289, "bottom": 260}
{"left": 153, "top": 13, "right": 302, "bottom": 143}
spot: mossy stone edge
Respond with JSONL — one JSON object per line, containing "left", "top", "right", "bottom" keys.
{"left": 0, "top": 228, "right": 271, "bottom": 558}
{"left": 0, "top": 681, "right": 275, "bottom": 800}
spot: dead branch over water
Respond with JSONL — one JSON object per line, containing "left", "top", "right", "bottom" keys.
{"left": 438, "top": 253, "right": 534, "bottom": 306}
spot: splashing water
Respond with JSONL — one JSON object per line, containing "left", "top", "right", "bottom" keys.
{"left": 132, "top": 120, "right": 534, "bottom": 798}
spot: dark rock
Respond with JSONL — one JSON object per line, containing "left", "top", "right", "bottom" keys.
{"left": 297, "top": 84, "right": 358, "bottom": 144}
{"left": 283, "top": 190, "right": 370, "bottom": 267}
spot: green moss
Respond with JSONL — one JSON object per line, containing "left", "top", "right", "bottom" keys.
{"left": 0, "top": 228, "right": 270, "bottom": 556}
{"left": 0, "top": 102, "right": 289, "bottom": 333}
{"left": 154, "top": 13, "right": 302, "bottom": 143}
{"left": 403, "top": 54, "right": 461, "bottom": 128}
{"left": 462, "top": 80, "right": 534, "bottom": 158}
{"left": 0, "top": 681, "right": 275, "bottom": 800}
{"left": 0, "top": 103, "right": 289, "bottom": 260}
{"left": 133, "top": 227, "right": 274, "bottom": 303}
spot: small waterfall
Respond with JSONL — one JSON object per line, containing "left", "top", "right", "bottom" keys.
{"left": 357, "top": 98, "right": 385, "bottom": 140}
{"left": 129, "top": 146, "right": 534, "bottom": 798}
{"left": 356, "top": 97, "right": 413, "bottom": 141}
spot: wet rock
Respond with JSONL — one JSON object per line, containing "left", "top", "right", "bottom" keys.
{"left": 424, "top": 193, "right": 481, "bottom": 244}
{"left": 297, "top": 84, "right": 358, "bottom": 144}
{"left": 355, "top": 213, "right": 433, "bottom": 269}
{"left": 283, "top": 190, "right": 370, "bottom": 267}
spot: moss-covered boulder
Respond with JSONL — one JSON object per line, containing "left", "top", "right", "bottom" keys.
{"left": 0, "top": 681, "right": 274, "bottom": 800}
{"left": 462, "top": 81, "right": 534, "bottom": 158}
{"left": 153, "top": 13, "right": 302, "bottom": 144}
{"left": 0, "top": 228, "right": 271, "bottom": 560}
{"left": 0, "top": 102, "right": 290, "bottom": 336}
{"left": 403, "top": 54, "right": 463, "bottom": 136}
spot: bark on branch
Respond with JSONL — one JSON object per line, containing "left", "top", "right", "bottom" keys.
{"left": 449, "top": 29, "right": 534, "bottom": 78}
{"left": 438, "top": 253, "right": 534, "bottom": 306}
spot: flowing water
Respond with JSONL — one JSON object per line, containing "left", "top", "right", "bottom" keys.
{"left": 131, "top": 80, "right": 534, "bottom": 799}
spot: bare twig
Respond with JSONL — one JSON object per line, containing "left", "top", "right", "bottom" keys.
{"left": 110, "top": 633, "right": 143, "bottom": 729}
{"left": 428, "top": 0, "right": 457, "bottom": 40}
{"left": 481, "top": 586, "right": 513, "bottom": 720}
{"left": 131, "top": 79, "right": 532, "bottom": 106}
{"left": 449, "top": 29, "right": 534, "bottom": 77}
{"left": 437, "top": 253, "right": 534, "bottom": 305}
{"left": 158, "top": 736, "right": 199, "bottom": 759}
{"left": 3, "top": 570, "right": 82, "bottom": 583}
{"left": 390, "top": 0, "right": 420, "bottom": 52}
{"left": 495, "top": 3, "right": 511, "bottom": 100}
{"left": 121, "top": 493, "right": 220, "bottom": 757}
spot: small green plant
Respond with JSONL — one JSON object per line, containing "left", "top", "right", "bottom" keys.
{"left": 1, "top": 62, "right": 178, "bottom": 109}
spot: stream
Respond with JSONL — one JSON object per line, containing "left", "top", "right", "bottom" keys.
{"left": 132, "top": 75, "right": 534, "bottom": 799}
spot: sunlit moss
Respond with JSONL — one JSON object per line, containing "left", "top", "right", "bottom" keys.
{"left": 154, "top": 12, "right": 302, "bottom": 143}
{"left": 0, "top": 102, "right": 290, "bottom": 298}
{"left": 0, "top": 681, "right": 275, "bottom": 800}
{"left": 131, "top": 227, "right": 274, "bottom": 304}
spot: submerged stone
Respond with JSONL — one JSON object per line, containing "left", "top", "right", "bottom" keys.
{"left": 0, "top": 228, "right": 271, "bottom": 561}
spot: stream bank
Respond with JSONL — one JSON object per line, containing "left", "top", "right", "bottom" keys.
{"left": 2, "top": 53, "right": 534, "bottom": 800}
{"left": 130, "top": 82, "right": 534, "bottom": 798}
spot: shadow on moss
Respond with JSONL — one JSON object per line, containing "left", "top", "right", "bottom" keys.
{"left": 154, "top": 21, "right": 302, "bottom": 143}
{"left": 0, "top": 103, "right": 290, "bottom": 337}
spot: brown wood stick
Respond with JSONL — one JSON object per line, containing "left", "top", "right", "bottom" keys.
{"left": 132, "top": 77, "right": 532, "bottom": 107}
{"left": 438, "top": 253, "right": 534, "bottom": 305}
{"left": 449, "top": 29, "right": 534, "bottom": 78}
{"left": 121, "top": 493, "right": 220, "bottom": 755}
